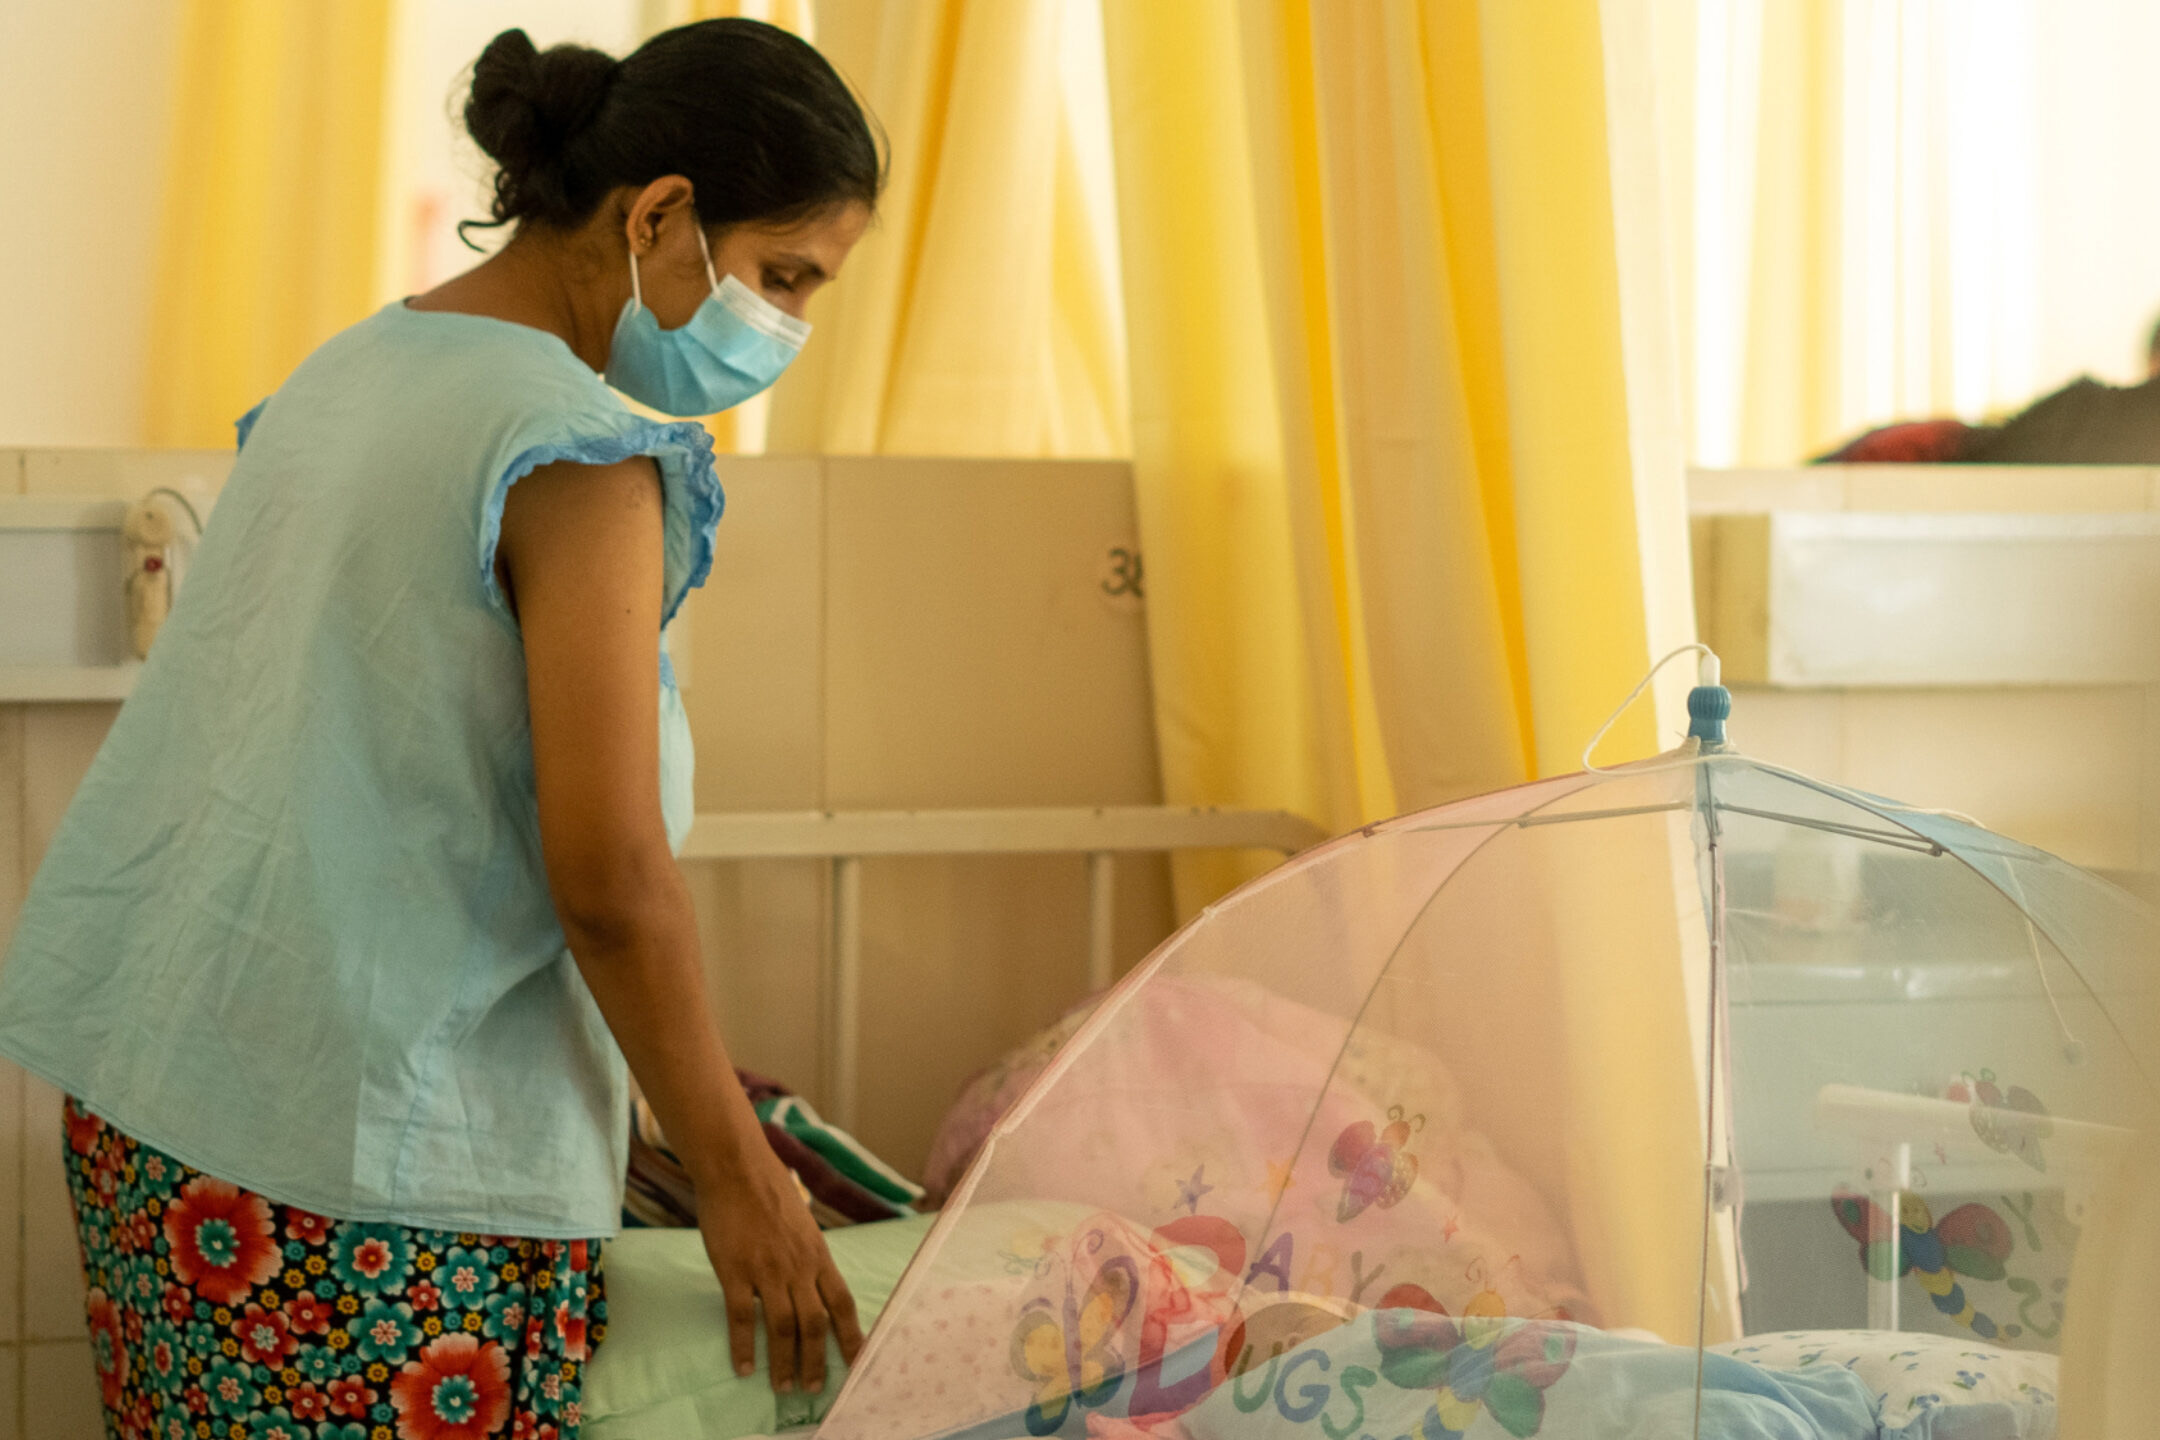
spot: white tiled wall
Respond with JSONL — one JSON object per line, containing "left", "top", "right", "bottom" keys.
{"left": 0, "top": 701, "right": 117, "bottom": 1440}
{"left": 1, "top": 449, "right": 202, "bottom": 1436}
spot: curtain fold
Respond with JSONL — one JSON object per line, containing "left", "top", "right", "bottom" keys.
{"left": 1104, "top": 0, "right": 1686, "bottom": 879}
{"left": 1106, "top": 0, "right": 1710, "bottom": 1336}
{"left": 145, "top": 0, "right": 396, "bottom": 448}
{"left": 1681, "top": 0, "right": 2043, "bottom": 464}
{"left": 762, "top": 0, "right": 1128, "bottom": 457}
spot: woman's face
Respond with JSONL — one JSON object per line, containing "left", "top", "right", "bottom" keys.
{"left": 710, "top": 203, "right": 872, "bottom": 321}
{"left": 620, "top": 177, "right": 870, "bottom": 329}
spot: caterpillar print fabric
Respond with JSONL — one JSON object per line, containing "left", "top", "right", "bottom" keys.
{"left": 61, "top": 1097, "right": 606, "bottom": 1440}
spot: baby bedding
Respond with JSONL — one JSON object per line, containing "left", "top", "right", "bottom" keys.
{"left": 586, "top": 1203, "right": 2050, "bottom": 1439}
{"left": 1176, "top": 1315, "right": 1881, "bottom": 1440}
{"left": 624, "top": 1070, "right": 924, "bottom": 1229}
{"left": 1714, "top": 1331, "right": 2059, "bottom": 1440}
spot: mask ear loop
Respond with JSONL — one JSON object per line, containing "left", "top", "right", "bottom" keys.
{"left": 692, "top": 222, "right": 723, "bottom": 294}
{"left": 626, "top": 240, "right": 645, "bottom": 313}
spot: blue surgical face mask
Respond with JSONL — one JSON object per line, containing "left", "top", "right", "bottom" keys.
{"left": 603, "top": 222, "right": 811, "bottom": 416}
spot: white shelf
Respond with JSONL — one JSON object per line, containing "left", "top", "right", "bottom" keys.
{"left": 0, "top": 664, "right": 138, "bottom": 702}
{"left": 1693, "top": 509, "right": 2160, "bottom": 685}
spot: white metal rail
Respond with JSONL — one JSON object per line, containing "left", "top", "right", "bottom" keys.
{"left": 679, "top": 806, "right": 1329, "bottom": 1128}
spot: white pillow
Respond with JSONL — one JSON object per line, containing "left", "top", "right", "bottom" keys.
{"left": 1713, "top": 1330, "right": 2057, "bottom": 1439}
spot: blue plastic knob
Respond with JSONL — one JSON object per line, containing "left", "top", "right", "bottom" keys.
{"left": 1687, "top": 684, "right": 1732, "bottom": 747}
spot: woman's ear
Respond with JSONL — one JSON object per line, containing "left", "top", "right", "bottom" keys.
{"left": 623, "top": 175, "right": 698, "bottom": 251}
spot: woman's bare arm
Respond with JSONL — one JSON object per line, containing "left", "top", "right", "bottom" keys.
{"left": 496, "top": 456, "right": 861, "bottom": 1393}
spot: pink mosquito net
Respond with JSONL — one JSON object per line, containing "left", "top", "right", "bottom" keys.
{"left": 816, "top": 746, "right": 2155, "bottom": 1440}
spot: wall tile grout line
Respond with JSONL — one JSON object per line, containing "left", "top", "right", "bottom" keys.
{"left": 14, "top": 704, "right": 25, "bottom": 1440}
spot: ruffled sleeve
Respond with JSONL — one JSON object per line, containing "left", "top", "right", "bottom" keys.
{"left": 479, "top": 417, "right": 725, "bottom": 629}
{"left": 234, "top": 399, "right": 270, "bottom": 450}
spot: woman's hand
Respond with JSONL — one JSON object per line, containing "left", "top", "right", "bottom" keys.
{"left": 696, "top": 1147, "right": 865, "bottom": 1394}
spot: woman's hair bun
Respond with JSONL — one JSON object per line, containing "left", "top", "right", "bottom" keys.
{"left": 464, "top": 29, "right": 619, "bottom": 231}
{"left": 460, "top": 19, "right": 884, "bottom": 244}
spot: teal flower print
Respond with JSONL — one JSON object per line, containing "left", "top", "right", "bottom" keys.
{"left": 481, "top": 1286, "right": 530, "bottom": 1343}
{"left": 141, "top": 1318, "right": 184, "bottom": 1391}
{"left": 438, "top": 1245, "right": 500, "bottom": 1311}
{"left": 244, "top": 1407, "right": 304, "bottom": 1440}
{"left": 330, "top": 1223, "right": 415, "bottom": 1297}
{"left": 317, "top": 1427, "right": 369, "bottom": 1440}
{"left": 204, "top": 1356, "right": 261, "bottom": 1417}
{"left": 349, "top": 1298, "right": 422, "bottom": 1362}
{"left": 297, "top": 1348, "right": 341, "bottom": 1385}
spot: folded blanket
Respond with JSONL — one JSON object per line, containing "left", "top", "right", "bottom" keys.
{"left": 623, "top": 1069, "right": 925, "bottom": 1229}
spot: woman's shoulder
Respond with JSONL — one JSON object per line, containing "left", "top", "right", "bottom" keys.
{"left": 253, "top": 303, "right": 634, "bottom": 451}
{"left": 368, "top": 302, "right": 617, "bottom": 406}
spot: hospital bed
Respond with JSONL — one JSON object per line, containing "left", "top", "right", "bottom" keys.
{"left": 585, "top": 801, "right": 1322, "bottom": 1436}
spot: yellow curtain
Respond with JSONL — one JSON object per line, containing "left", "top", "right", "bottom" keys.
{"left": 146, "top": 0, "right": 396, "bottom": 448}
{"left": 1103, "top": 0, "right": 1709, "bottom": 1336}
{"left": 1675, "top": 0, "right": 2048, "bottom": 465}
{"left": 662, "top": 0, "right": 816, "bottom": 38}
{"left": 761, "top": 0, "right": 1129, "bottom": 457}
{"left": 1103, "top": 0, "right": 1686, "bottom": 886}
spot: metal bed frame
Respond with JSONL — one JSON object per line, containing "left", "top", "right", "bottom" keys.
{"left": 680, "top": 806, "right": 1329, "bottom": 1129}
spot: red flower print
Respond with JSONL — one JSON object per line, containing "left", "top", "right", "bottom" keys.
{"left": 409, "top": 1278, "right": 442, "bottom": 1313}
{"left": 389, "top": 1333, "right": 511, "bottom": 1440}
{"left": 352, "top": 1236, "right": 397, "bottom": 1282}
{"left": 65, "top": 1102, "right": 101, "bottom": 1155}
{"left": 512, "top": 1416, "right": 537, "bottom": 1440}
{"left": 284, "top": 1208, "right": 333, "bottom": 1246}
{"left": 551, "top": 1300, "right": 588, "bottom": 1362}
{"left": 127, "top": 1211, "right": 158, "bottom": 1255}
{"left": 567, "top": 1239, "right": 589, "bottom": 1272}
{"left": 288, "top": 1382, "right": 329, "bottom": 1422}
{"left": 85, "top": 1288, "right": 129, "bottom": 1408}
{"left": 284, "top": 1291, "right": 332, "bottom": 1336}
{"left": 183, "top": 1383, "right": 208, "bottom": 1415}
{"left": 233, "top": 1302, "right": 298, "bottom": 1366}
{"left": 161, "top": 1282, "right": 193, "bottom": 1325}
{"left": 327, "top": 1375, "right": 376, "bottom": 1419}
{"left": 524, "top": 1319, "right": 545, "bottom": 1358}
{"left": 163, "top": 1177, "right": 279, "bottom": 1305}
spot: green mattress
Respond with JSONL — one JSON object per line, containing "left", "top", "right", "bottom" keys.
{"left": 583, "top": 1212, "right": 936, "bottom": 1438}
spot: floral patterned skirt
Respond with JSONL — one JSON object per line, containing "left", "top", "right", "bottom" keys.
{"left": 62, "top": 1096, "right": 607, "bottom": 1440}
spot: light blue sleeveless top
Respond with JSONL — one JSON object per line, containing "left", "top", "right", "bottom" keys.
{"left": 0, "top": 303, "right": 723, "bottom": 1237}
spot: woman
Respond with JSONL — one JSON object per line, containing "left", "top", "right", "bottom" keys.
{"left": 0, "top": 20, "right": 879, "bottom": 1437}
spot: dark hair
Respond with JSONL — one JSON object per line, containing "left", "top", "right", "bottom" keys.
{"left": 460, "top": 20, "right": 883, "bottom": 245}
